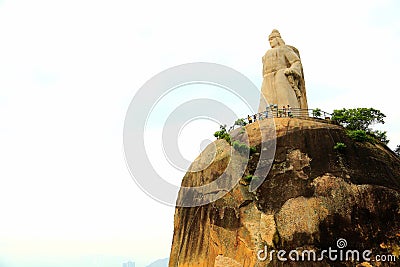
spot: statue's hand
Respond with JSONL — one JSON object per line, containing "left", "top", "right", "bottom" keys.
{"left": 284, "top": 68, "right": 293, "bottom": 76}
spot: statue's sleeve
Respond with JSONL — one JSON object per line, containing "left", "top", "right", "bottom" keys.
{"left": 285, "top": 48, "right": 302, "bottom": 77}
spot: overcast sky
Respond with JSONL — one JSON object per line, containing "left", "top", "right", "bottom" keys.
{"left": 0, "top": 0, "right": 399, "bottom": 267}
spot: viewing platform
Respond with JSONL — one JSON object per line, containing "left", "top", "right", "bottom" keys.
{"left": 228, "top": 108, "right": 332, "bottom": 132}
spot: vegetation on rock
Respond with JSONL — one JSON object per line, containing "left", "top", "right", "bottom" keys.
{"left": 312, "top": 108, "right": 322, "bottom": 118}
{"left": 214, "top": 125, "right": 256, "bottom": 156}
{"left": 333, "top": 142, "right": 347, "bottom": 152}
{"left": 213, "top": 124, "right": 231, "bottom": 144}
{"left": 234, "top": 118, "right": 247, "bottom": 126}
{"left": 331, "top": 108, "right": 385, "bottom": 131}
{"left": 332, "top": 107, "right": 389, "bottom": 144}
{"left": 243, "top": 174, "right": 255, "bottom": 183}
{"left": 346, "top": 129, "right": 375, "bottom": 143}
{"left": 370, "top": 129, "right": 389, "bottom": 144}
{"left": 232, "top": 140, "right": 256, "bottom": 155}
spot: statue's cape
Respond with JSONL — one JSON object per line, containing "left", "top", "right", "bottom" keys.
{"left": 287, "top": 45, "right": 300, "bottom": 59}
{"left": 287, "top": 45, "right": 308, "bottom": 109}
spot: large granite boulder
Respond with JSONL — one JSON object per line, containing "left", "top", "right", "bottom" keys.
{"left": 169, "top": 118, "right": 400, "bottom": 267}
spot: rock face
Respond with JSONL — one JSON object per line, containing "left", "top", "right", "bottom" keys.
{"left": 168, "top": 118, "right": 400, "bottom": 267}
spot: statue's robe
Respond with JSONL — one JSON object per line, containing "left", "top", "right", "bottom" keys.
{"left": 259, "top": 45, "right": 308, "bottom": 112}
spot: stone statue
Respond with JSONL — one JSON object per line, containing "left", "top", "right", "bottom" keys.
{"left": 259, "top": 29, "right": 308, "bottom": 112}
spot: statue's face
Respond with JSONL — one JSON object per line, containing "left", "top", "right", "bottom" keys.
{"left": 269, "top": 37, "right": 278, "bottom": 48}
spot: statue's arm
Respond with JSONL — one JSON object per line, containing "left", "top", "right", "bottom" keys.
{"left": 284, "top": 49, "right": 302, "bottom": 77}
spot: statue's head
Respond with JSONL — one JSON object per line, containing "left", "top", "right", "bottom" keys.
{"left": 269, "top": 29, "right": 285, "bottom": 48}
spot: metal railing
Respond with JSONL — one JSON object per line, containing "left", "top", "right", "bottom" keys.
{"left": 228, "top": 108, "right": 332, "bottom": 132}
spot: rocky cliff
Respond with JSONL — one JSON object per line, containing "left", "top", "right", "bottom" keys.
{"left": 168, "top": 118, "right": 400, "bottom": 267}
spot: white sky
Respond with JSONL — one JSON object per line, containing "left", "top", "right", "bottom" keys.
{"left": 0, "top": 0, "right": 399, "bottom": 267}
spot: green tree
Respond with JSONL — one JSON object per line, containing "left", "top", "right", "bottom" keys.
{"left": 234, "top": 118, "right": 247, "bottom": 126}
{"left": 347, "top": 130, "right": 374, "bottom": 143}
{"left": 332, "top": 108, "right": 388, "bottom": 144}
{"left": 370, "top": 130, "right": 389, "bottom": 144}
{"left": 214, "top": 124, "right": 231, "bottom": 144}
{"left": 312, "top": 108, "right": 322, "bottom": 118}
{"left": 331, "top": 108, "right": 386, "bottom": 131}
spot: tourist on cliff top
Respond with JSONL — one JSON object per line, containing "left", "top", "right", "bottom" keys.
{"left": 248, "top": 115, "right": 252, "bottom": 124}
